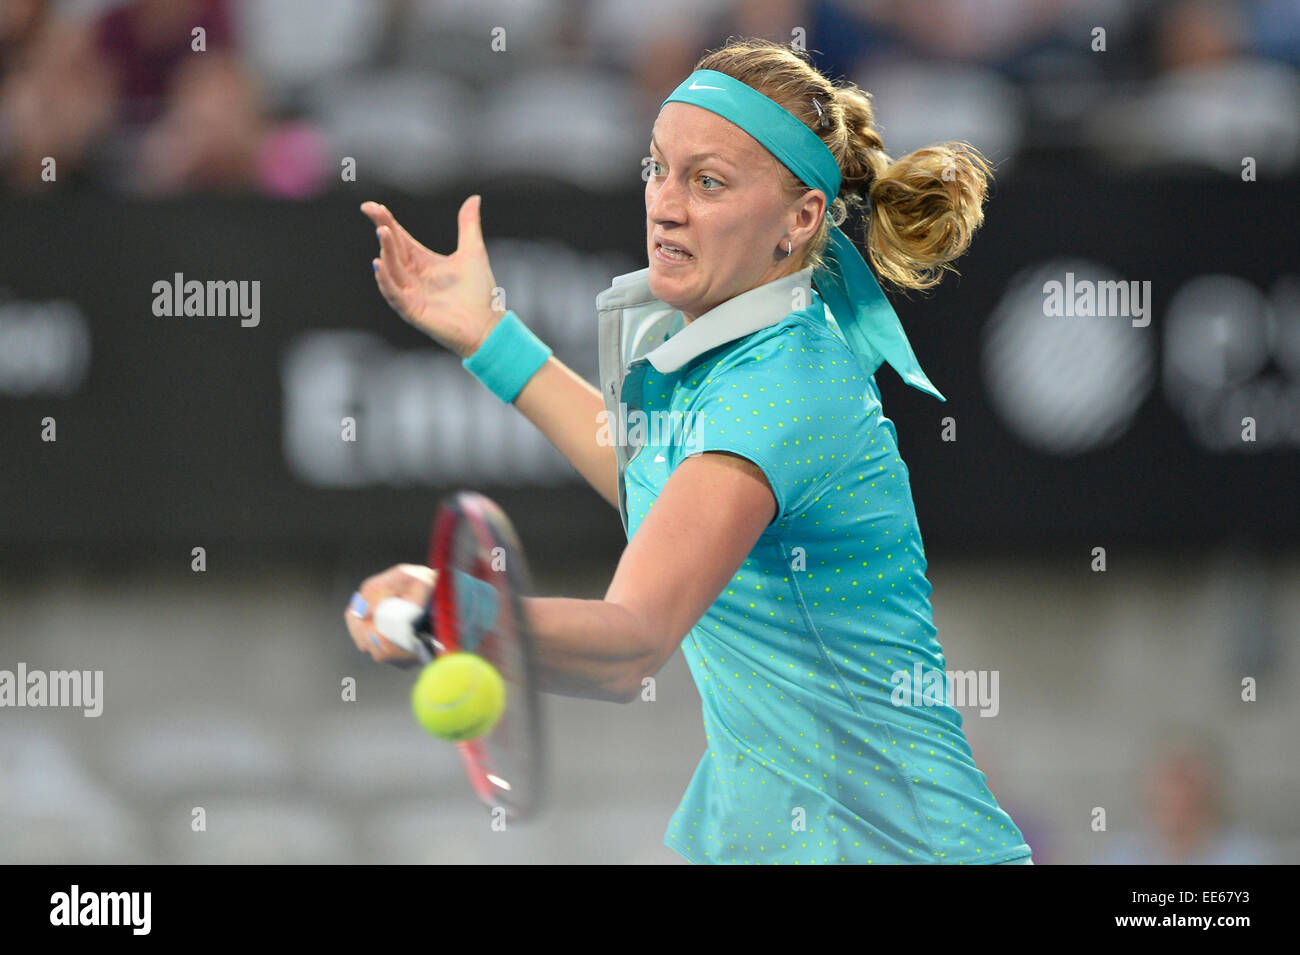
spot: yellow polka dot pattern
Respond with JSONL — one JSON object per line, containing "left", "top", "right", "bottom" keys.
{"left": 621, "top": 292, "right": 1032, "bottom": 865}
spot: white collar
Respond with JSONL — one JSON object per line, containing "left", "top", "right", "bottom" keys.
{"left": 643, "top": 267, "right": 814, "bottom": 373}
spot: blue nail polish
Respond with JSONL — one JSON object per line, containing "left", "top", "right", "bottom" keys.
{"left": 349, "top": 592, "right": 369, "bottom": 617}
{"left": 372, "top": 261, "right": 378, "bottom": 273}
{"left": 370, "top": 632, "right": 382, "bottom": 648}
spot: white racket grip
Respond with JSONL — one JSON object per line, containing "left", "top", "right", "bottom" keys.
{"left": 372, "top": 597, "right": 426, "bottom": 654}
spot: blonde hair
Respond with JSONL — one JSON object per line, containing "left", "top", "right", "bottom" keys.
{"left": 694, "top": 38, "right": 994, "bottom": 291}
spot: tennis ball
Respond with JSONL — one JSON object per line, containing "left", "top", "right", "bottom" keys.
{"left": 411, "top": 653, "right": 506, "bottom": 742}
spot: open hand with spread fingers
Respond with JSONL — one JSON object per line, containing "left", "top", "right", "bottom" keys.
{"left": 361, "top": 195, "right": 503, "bottom": 358}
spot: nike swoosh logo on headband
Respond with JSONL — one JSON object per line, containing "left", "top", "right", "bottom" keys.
{"left": 688, "top": 80, "right": 724, "bottom": 90}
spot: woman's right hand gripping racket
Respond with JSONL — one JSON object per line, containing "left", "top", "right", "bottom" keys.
{"left": 369, "top": 491, "right": 544, "bottom": 821}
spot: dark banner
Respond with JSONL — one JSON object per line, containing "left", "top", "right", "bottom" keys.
{"left": 1, "top": 171, "right": 1297, "bottom": 565}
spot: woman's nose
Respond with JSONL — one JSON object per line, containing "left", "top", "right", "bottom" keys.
{"left": 647, "top": 176, "right": 685, "bottom": 221}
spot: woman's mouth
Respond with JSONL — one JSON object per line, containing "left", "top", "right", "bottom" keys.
{"left": 654, "top": 242, "right": 694, "bottom": 265}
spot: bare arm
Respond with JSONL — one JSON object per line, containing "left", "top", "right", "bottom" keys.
{"left": 511, "top": 359, "right": 619, "bottom": 509}
{"left": 520, "top": 451, "right": 775, "bottom": 701}
{"left": 345, "top": 452, "right": 777, "bottom": 702}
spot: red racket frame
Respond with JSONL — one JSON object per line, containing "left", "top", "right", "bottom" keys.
{"left": 427, "top": 491, "right": 543, "bottom": 818}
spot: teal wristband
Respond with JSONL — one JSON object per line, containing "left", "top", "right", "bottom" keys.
{"left": 461, "top": 310, "right": 552, "bottom": 403}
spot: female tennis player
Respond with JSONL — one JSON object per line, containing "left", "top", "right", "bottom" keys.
{"left": 345, "top": 38, "right": 1033, "bottom": 865}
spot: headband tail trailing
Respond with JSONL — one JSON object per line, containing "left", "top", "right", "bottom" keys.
{"left": 818, "top": 226, "right": 946, "bottom": 402}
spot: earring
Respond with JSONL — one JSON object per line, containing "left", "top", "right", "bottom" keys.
{"left": 785, "top": 239, "right": 792, "bottom": 257}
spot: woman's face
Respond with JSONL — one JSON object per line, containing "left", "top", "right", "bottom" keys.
{"left": 645, "top": 102, "right": 823, "bottom": 322}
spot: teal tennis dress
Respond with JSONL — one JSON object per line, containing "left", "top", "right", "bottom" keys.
{"left": 597, "top": 265, "right": 1032, "bottom": 865}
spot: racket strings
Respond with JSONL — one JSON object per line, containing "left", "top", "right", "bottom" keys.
{"left": 437, "top": 505, "right": 540, "bottom": 818}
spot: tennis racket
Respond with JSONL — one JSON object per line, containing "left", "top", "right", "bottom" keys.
{"left": 371, "top": 491, "right": 544, "bottom": 820}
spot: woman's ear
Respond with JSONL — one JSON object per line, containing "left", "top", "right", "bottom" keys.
{"left": 792, "top": 189, "right": 825, "bottom": 246}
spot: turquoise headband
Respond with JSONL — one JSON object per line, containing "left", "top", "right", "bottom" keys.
{"left": 662, "top": 69, "right": 945, "bottom": 401}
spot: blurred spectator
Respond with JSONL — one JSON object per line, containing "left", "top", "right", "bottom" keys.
{"left": 583, "top": 0, "right": 736, "bottom": 116}
{"left": 132, "top": 0, "right": 329, "bottom": 195}
{"left": 0, "top": 0, "right": 115, "bottom": 192}
{"left": 93, "top": 0, "right": 327, "bottom": 195}
{"left": 1, "top": 0, "right": 51, "bottom": 75}
{"left": 4, "top": 0, "right": 1298, "bottom": 196}
{"left": 1247, "top": 0, "right": 1300, "bottom": 68}
{"left": 132, "top": 51, "right": 325, "bottom": 196}
{"left": 885, "top": 0, "right": 1087, "bottom": 64}
{"left": 1102, "top": 731, "right": 1273, "bottom": 864}
{"left": 1158, "top": 0, "right": 1243, "bottom": 68}
{"left": 95, "top": 0, "right": 235, "bottom": 127}
{"left": 1084, "top": 0, "right": 1300, "bottom": 174}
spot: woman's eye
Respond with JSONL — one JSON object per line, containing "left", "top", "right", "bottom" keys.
{"left": 642, "top": 159, "right": 719, "bottom": 189}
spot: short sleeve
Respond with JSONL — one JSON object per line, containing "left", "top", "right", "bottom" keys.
{"left": 681, "top": 330, "right": 864, "bottom": 525}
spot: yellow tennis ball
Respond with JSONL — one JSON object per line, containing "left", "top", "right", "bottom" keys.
{"left": 411, "top": 653, "right": 506, "bottom": 742}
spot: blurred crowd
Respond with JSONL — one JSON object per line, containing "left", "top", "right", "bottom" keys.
{"left": 2, "top": 0, "right": 1298, "bottom": 194}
